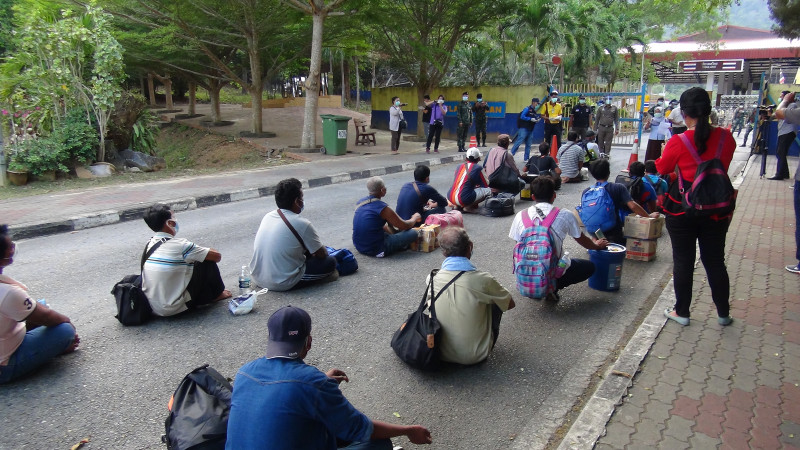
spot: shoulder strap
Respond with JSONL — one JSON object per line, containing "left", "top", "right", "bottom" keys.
{"left": 277, "top": 209, "right": 311, "bottom": 256}
{"left": 413, "top": 182, "right": 422, "bottom": 200}
{"left": 355, "top": 197, "right": 379, "bottom": 210}
{"left": 521, "top": 209, "right": 534, "bottom": 228}
{"left": 141, "top": 238, "right": 170, "bottom": 272}
{"left": 677, "top": 133, "right": 702, "bottom": 164}
{"left": 424, "top": 270, "right": 466, "bottom": 320}
{"left": 714, "top": 128, "right": 727, "bottom": 159}
{"left": 542, "top": 207, "right": 560, "bottom": 228}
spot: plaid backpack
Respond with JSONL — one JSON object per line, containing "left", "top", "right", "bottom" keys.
{"left": 513, "top": 207, "right": 560, "bottom": 299}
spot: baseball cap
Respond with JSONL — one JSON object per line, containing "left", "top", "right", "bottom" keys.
{"left": 266, "top": 306, "right": 312, "bottom": 359}
{"left": 466, "top": 147, "right": 482, "bottom": 160}
{"left": 550, "top": 89, "right": 559, "bottom": 96}
{"left": 585, "top": 129, "right": 597, "bottom": 137}
{"left": 578, "top": 94, "right": 586, "bottom": 99}
{"left": 531, "top": 97, "right": 540, "bottom": 103}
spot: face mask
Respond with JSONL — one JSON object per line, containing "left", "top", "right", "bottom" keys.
{"left": 171, "top": 220, "right": 179, "bottom": 234}
{"left": 394, "top": 101, "right": 400, "bottom": 106}
{"left": 462, "top": 96, "right": 468, "bottom": 101}
{"left": 579, "top": 99, "right": 586, "bottom": 104}
{"left": 606, "top": 98, "right": 613, "bottom": 104}
{"left": 657, "top": 101, "right": 663, "bottom": 106}
{"left": 655, "top": 113, "right": 663, "bottom": 118}
{"left": 477, "top": 98, "right": 483, "bottom": 102}
{"left": 551, "top": 97, "right": 557, "bottom": 103}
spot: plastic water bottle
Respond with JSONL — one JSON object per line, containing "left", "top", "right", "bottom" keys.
{"left": 238, "top": 265, "right": 252, "bottom": 295}
{"left": 555, "top": 251, "right": 571, "bottom": 278}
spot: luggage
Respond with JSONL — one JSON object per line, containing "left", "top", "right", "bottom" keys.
{"left": 488, "top": 163, "right": 522, "bottom": 194}
{"left": 614, "top": 174, "right": 644, "bottom": 201}
{"left": 675, "top": 133, "right": 736, "bottom": 218}
{"left": 425, "top": 210, "right": 464, "bottom": 228}
{"left": 577, "top": 182, "right": 617, "bottom": 233}
{"left": 481, "top": 193, "right": 515, "bottom": 217}
{"left": 163, "top": 364, "right": 232, "bottom": 450}
{"left": 111, "top": 238, "right": 169, "bottom": 326}
{"left": 513, "top": 207, "right": 560, "bottom": 299}
{"left": 325, "top": 246, "right": 358, "bottom": 276}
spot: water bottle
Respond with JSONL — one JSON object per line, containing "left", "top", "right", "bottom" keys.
{"left": 238, "top": 265, "right": 252, "bottom": 295}
{"left": 555, "top": 251, "right": 571, "bottom": 278}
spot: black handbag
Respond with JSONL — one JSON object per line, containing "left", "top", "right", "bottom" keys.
{"left": 488, "top": 163, "right": 522, "bottom": 194}
{"left": 399, "top": 118, "right": 408, "bottom": 131}
{"left": 111, "top": 238, "right": 169, "bottom": 326}
{"left": 390, "top": 269, "right": 464, "bottom": 370}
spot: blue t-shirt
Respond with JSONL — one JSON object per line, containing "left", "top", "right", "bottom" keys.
{"left": 226, "top": 358, "right": 373, "bottom": 450}
{"left": 644, "top": 174, "right": 668, "bottom": 196}
{"left": 597, "top": 182, "right": 633, "bottom": 236}
{"left": 352, "top": 196, "right": 388, "bottom": 256}
{"left": 395, "top": 181, "right": 448, "bottom": 220}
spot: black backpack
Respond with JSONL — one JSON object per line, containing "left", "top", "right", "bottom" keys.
{"left": 481, "top": 193, "right": 516, "bottom": 217}
{"left": 163, "top": 365, "right": 232, "bottom": 450}
{"left": 675, "top": 133, "right": 736, "bottom": 217}
{"left": 110, "top": 239, "right": 169, "bottom": 326}
{"left": 614, "top": 174, "right": 644, "bottom": 202}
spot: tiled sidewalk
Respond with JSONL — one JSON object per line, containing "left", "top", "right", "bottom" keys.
{"left": 596, "top": 158, "right": 800, "bottom": 449}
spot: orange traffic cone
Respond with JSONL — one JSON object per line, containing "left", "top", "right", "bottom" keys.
{"left": 625, "top": 138, "right": 640, "bottom": 172}
{"left": 550, "top": 134, "right": 559, "bottom": 163}
{"left": 469, "top": 136, "right": 477, "bottom": 149}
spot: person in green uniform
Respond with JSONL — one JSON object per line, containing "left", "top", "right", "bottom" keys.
{"left": 457, "top": 91, "right": 473, "bottom": 152}
{"left": 472, "top": 93, "right": 490, "bottom": 147}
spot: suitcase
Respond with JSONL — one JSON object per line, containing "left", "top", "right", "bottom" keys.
{"left": 481, "top": 193, "right": 515, "bottom": 217}
{"left": 424, "top": 210, "right": 464, "bottom": 228}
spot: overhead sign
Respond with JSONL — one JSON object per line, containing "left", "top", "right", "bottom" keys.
{"left": 443, "top": 101, "right": 506, "bottom": 118}
{"left": 679, "top": 59, "right": 744, "bottom": 73}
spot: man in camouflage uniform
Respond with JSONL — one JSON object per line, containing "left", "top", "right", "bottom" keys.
{"left": 732, "top": 104, "right": 746, "bottom": 135}
{"left": 457, "top": 91, "right": 473, "bottom": 152}
{"left": 594, "top": 95, "right": 619, "bottom": 157}
{"left": 472, "top": 93, "right": 490, "bottom": 147}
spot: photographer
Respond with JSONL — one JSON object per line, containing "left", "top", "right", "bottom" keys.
{"left": 775, "top": 92, "right": 800, "bottom": 274}
{"left": 769, "top": 91, "right": 797, "bottom": 180}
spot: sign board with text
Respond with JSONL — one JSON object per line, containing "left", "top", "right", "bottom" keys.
{"left": 679, "top": 59, "right": 744, "bottom": 73}
{"left": 443, "top": 101, "right": 506, "bottom": 118}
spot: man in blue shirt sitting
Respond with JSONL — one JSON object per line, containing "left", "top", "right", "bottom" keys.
{"left": 353, "top": 177, "right": 421, "bottom": 257}
{"left": 226, "top": 306, "right": 432, "bottom": 450}
{"left": 395, "top": 165, "right": 449, "bottom": 221}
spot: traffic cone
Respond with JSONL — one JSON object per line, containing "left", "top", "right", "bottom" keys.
{"left": 469, "top": 136, "right": 477, "bottom": 149}
{"left": 624, "top": 138, "right": 640, "bottom": 172}
{"left": 550, "top": 134, "right": 559, "bottom": 163}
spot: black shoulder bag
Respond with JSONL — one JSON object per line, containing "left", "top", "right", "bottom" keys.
{"left": 111, "top": 238, "right": 169, "bottom": 326}
{"left": 390, "top": 269, "right": 465, "bottom": 370}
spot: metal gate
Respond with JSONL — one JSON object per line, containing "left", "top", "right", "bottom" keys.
{"left": 559, "top": 84, "right": 647, "bottom": 148}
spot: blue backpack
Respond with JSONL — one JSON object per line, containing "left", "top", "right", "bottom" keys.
{"left": 577, "top": 182, "right": 616, "bottom": 233}
{"left": 325, "top": 246, "right": 358, "bottom": 276}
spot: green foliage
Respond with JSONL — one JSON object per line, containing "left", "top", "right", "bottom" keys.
{"left": 131, "top": 110, "right": 159, "bottom": 153}
{"left": 18, "top": 136, "right": 69, "bottom": 176}
{"left": 769, "top": 0, "right": 800, "bottom": 39}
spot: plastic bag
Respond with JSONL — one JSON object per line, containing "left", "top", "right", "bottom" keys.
{"left": 227, "top": 288, "right": 268, "bottom": 315}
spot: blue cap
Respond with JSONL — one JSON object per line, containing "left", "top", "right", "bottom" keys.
{"left": 266, "top": 306, "right": 312, "bottom": 359}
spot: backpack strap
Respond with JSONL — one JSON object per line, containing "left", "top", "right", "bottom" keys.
{"left": 423, "top": 269, "right": 466, "bottom": 321}
{"left": 355, "top": 197, "right": 379, "bottom": 210}
{"left": 141, "top": 238, "right": 170, "bottom": 273}
{"left": 413, "top": 182, "right": 423, "bottom": 201}
{"left": 677, "top": 133, "right": 702, "bottom": 164}
{"left": 278, "top": 209, "right": 312, "bottom": 256}
{"left": 541, "top": 207, "right": 560, "bottom": 228}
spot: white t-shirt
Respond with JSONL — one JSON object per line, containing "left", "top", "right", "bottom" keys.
{"left": 250, "top": 209, "right": 324, "bottom": 291}
{"left": 141, "top": 233, "right": 210, "bottom": 316}
{"left": 668, "top": 106, "right": 685, "bottom": 127}
{"left": 508, "top": 203, "right": 582, "bottom": 260}
{"left": 0, "top": 276, "right": 34, "bottom": 365}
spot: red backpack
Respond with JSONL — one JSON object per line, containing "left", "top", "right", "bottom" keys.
{"left": 674, "top": 131, "right": 736, "bottom": 218}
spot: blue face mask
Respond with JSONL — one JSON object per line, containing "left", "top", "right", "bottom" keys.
{"left": 394, "top": 101, "right": 401, "bottom": 106}
{"left": 462, "top": 96, "right": 469, "bottom": 101}
{"left": 171, "top": 220, "right": 179, "bottom": 234}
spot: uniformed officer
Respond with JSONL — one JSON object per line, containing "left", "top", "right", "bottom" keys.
{"left": 457, "top": 91, "right": 473, "bottom": 152}
{"left": 594, "top": 95, "right": 619, "bottom": 157}
{"left": 570, "top": 94, "right": 592, "bottom": 140}
{"left": 542, "top": 89, "right": 564, "bottom": 149}
{"left": 732, "top": 104, "right": 745, "bottom": 135}
{"left": 472, "top": 93, "right": 490, "bottom": 147}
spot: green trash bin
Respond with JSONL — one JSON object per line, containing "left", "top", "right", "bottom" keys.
{"left": 320, "top": 114, "right": 351, "bottom": 156}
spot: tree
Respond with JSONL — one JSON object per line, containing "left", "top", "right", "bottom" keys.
{"left": 366, "top": 0, "right": 516, "bottom": 137}
{"left": 769, "top": 0, "right": 800, "bottom": 40}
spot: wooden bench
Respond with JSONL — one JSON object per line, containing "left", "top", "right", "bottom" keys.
{"left": 354, "top": 118, "right": 376, "bottom": 146}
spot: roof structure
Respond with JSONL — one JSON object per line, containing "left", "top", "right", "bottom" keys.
{"left": 626, "top": 25, "right": 800, "bottom": 87}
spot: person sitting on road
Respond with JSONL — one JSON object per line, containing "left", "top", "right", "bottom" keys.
{"left": 353, "top": 177, "right": 421, "bottom": 258}
{"left": 580, "top": 130, "right": 600, "bottom": 163}
{"left": 483, "top": 134, "right": 525, "bottom": 195}
{"left": 0, "top": 225, "right": 80, "bottom": 384}
{"left": 626, "top": 161, "right": 658, "bottom": 214}
{"left": 448, "top": 148, "right": 491, "bottom": 213}
{"left": 395, "top": 165, "right": 449, "bottom": 221}
{"left": 428, "top": 227, "right": 515, "bottom": 365}
{"left": 585, "top": 159, "right": 657, "bottom": 245}
{"left": 226, "top": 305, "right": 433, "bottom": 449}
{"left": 250, "top": 178, "right": 338, "bottom": 292}
{"left": 142, "top": 203, "right": 231, "bottom": 316}
{"left": 556, "top": 131, "right": 587, "bottom": 184}
{"left": 524, "top": 142, "right": 562, "bottom": 190}
{"left": 509, "top": 177, "right": 609, "bottom": 302}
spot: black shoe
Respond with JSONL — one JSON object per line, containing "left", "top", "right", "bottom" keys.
{"left": 740, "top": 144, "right": 747, "bottom": 147}
{"left": 767, "top": 176, "right": 783, "bottom": 180}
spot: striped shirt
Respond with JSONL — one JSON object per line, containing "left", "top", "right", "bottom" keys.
{"left": 142, "top": 232, "right": 209, "bottom": 316}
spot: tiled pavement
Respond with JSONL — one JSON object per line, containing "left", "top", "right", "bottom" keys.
{"left": 594, "top": 157, "right": 800, "bottom": 449}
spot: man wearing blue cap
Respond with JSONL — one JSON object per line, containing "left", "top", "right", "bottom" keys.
{"left": 226, "top": 306, "right": 432, "bottom": 449}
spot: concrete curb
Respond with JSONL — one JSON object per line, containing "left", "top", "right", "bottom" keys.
{"left": 8, "top": 154, "right": 464, "bottom": 240}
{"left": 556, "top": 147, "right": 754, "bottom": 449}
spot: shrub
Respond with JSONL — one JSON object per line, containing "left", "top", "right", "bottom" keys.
{"left": 14, "top": 110, "right": 99, "bottom": 176}
{"left": 18, "top": 138, "right": 69, "bottom": 176}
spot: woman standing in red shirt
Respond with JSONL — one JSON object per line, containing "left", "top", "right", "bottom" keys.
{"left": 656, "top": 87, "right": 736, "bottom": 327}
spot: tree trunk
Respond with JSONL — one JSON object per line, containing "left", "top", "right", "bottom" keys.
{"left": 340, "top": 50, "right": 345, "bottom": 108}
{"left": 372, "top": 59, "right": 376, "bottom": 89}
{"left": 354, "top": 55, "right": 360, "bottom": 110}
{"left": 152, "top": 73, "right": 174, "bottom": 109}
{"left": 188, "top": 82, "right": 196, "bottom": 115}
{"left": 208, "top": 82, "right": 223, "bottom": 123}
{"left": 140, "top": 75, "right": 146, "bottom": 98}
{"left": 147, "top": 73, "right": 156, "bottom": 106}
{"left": 301, "top": 11, "right": 325, "bottom": 148}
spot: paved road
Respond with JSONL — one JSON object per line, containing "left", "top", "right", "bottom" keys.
{"left": 0, "top": 153, "right": 673, "bottom": 449}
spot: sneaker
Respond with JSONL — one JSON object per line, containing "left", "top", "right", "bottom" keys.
{"left": 718, "top": 316, "right": 733, "bottom": 326}
{"left": 322, "top": 269, "right": 339, "bottom": 283}
{"left": 664, "top": 308, "right": 689, "bottom": 326}
{"left": 426, "top": 148, "right": 430, "bottom": 153}
{"left": 786, "top": 264, "right": 800, "bottom": 274}
{"left": 434, "top": 149, "right": 439, "bottom": 153}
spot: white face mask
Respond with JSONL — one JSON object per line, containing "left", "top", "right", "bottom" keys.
{"left": 438, "top": 99, "right": 444, "bottom": 104}
{"left": 551, "top": 97, "right": 557, "bottom": 103}
{"left": 579, "top": 99, "right": 586, "bottom": 104}
{"left": 462, "top": 96, "right": 469, "bottom": 101}
{"left": 655, "top": 113, "right": 663, "bottom": 118}
{"left": 170, "top": 220, "right": 179, "bottom": 234}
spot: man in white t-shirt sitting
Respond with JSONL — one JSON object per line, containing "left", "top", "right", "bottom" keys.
{"left": 508, "top": 177, "right": 608, "bottom": 301}
{"left": 142, "top": 204, "right": 231, "bottom": 316}
{"left": 250, "top": 178, "right": 337, "bottom": 291}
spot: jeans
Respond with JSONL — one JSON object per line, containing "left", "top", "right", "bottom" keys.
{"left": 423, "top": 122, "right": 430, "bottom": 142}
{"left": 425, "top": 122, "right": 443, "bottom": 151}
{"left": 556, "top": 258, "right": 595, "bottom": 292}
{"left": 340, "top": 438, "right": 393, "bottom": 450}
{"left": 390, "top": 130, "right": 401, "bottom": 151}
{"left": 510, "top": 127, "right": 534, "bottom": 161}
{"left": 775, "top": 132, "right": 795, "bottom": 178}
{"left": 294, "top": 255, "right": 337, "bottom": 288}
{"left": 186, "top": 260, "right": 226, "bottom": 308}
{"left": 0, "top": 322, "right": 76, "bottom": 384}
{"left": 742, "top": 125, "right": 753, "bottom": 145}
{"left": 795, "top": 180, "right": 800, "bottom": 263}
{"left": 666, "top": 214, "right": 731, "bottom": 318}
{"left": 383, "top": 229, "right": 418, "bottom": 256}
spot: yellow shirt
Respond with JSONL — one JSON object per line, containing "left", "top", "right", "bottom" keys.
{"left": 541, "top": 102, "right": 563, "bottom": 124}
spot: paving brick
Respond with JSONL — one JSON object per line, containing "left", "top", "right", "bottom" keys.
{"left": 719, "top": 427, "right": 752, "bottom": 450}
{"left": 678, "top": 379, "right": 705, "bottom": 401}
{"left": 751, "top": 404, "right": 781, "bottom": 432}
{"left": 703, "top": 375, "right": 732, "bottom": 398}
{"left": 688, "top": 432, "right": 722, "bottom": 449}
{"left": 658, "top": 436, "right": 690, "bottom": 449}
{"left": 756, "top": 368, "right": 784, "bottom": 389}
{"left": 600, "top": 420, "right": 635, "bottom": 448}
{"left": 663, "top": 415, "right": 694, "bottom": 443}
{"left": 730, "top": 373, "right": 758, "bottom": 392}
{"left": 632, "top": 418, "right": 665, "bottom": 443}
{"left": 723, "top": 407, "right": 755, "bottom": 433}
{"left": 616, "top": 403, "right": 645, "bottom": 427}
{"left": 750, "top": 425, "right": 782, "bottom": 449}
{"left": 779, "top": 421, "right": 800, "bottom": 448}
{"left": 699, "top": 392, "right": 728, "bottom": 416}
{"left": 754, "top": 385, "right": 782, "bottom": 407}
{"left": 693, "top": 410, "right": 724, "bottom": 439}
{"left": 643, "top": 399, "right": 672, "bottom": 422}
{"left": 671, "top": 396, "right": 701, "bottom": 420}
{"left": 685, "top": 365, "right": 710, "bottom": 384}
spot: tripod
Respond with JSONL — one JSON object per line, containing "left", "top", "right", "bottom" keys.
{"left": 756, "top": 112, "right": 771, "bottom": 178}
